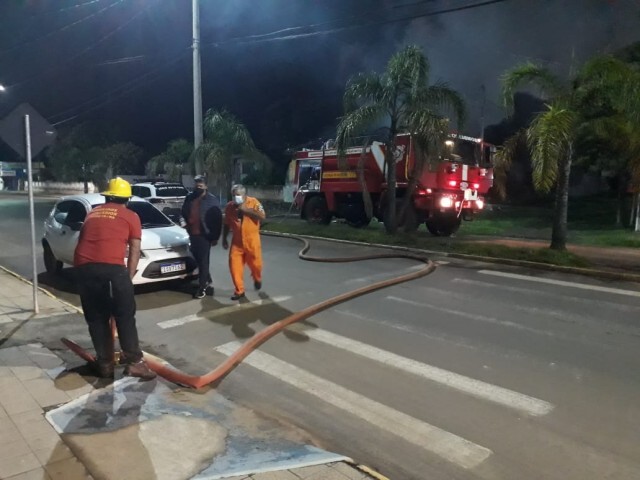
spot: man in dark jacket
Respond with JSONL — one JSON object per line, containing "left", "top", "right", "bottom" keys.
{"left": 181, "top": 175, "right": 223, "bottom": 299}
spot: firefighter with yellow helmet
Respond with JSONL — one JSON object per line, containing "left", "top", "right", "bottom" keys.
{"left": 73, "top": 177, "right": 156, "bottom": 380}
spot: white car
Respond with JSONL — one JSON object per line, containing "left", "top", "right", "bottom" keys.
{"left": 42, "top": 194, "right": 197, "bottom": 285}
{"left": 131, "top": 182, "right": 188, "bottom": 223}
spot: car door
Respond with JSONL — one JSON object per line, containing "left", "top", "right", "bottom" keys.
{"left": 57, "top": 200, "right": 90, "bottom": 263}
{"left": 44, "top": 200, "right": 75, "bottom": 261}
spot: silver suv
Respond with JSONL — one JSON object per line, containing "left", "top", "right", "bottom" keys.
{"left": 131, "top": 182, "right": 188, "bottom": 223}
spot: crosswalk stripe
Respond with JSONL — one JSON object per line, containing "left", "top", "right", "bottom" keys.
{"left": 478, "top": 270, "right": 640, "bottom": 298}
{"left": 157, "top": 296, "right": 292, "bottom": 329}
{"left": 385, "top": 295, "right": 556, "bottom": 337}
{"left": 303, "top": 329, "right": 554, "bottom": 416}
{"left": 215, "top": 341, "right": 493, "bottom": 470}
{"left": 452, "top": 277, "right": 640, "bottom": 313}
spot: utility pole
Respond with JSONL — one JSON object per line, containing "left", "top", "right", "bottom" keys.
{"left": 479, "top": 84, "right": 486, "bottom": 144}
{"left": 25, "top": 115, "right": 39, "bottom": 314}
{"left": 192, "top": 0, "right": 203, "bottom": 174}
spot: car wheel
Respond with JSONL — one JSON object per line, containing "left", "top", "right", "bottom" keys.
{"left": 43, "top": 243, "right": 63, "bottom": 274}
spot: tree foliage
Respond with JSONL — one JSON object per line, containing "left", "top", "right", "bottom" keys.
{"left": 147, "top": 139, "right": 194, "bottom": 181}
{"left": 336, "top": 45, "right": 465, "bottom": 234}
{"left": 46, "top": 122, "right": 144, "bottom": 188}
{"left": 194, "top": 109, "right": 267, "bottom": 195}
{"left": 497, "top": 55, "right": 640, "bottom": 249}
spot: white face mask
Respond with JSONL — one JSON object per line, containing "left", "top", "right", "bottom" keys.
{"left": 234, "top": 195, "right": 244, "bottom": 205}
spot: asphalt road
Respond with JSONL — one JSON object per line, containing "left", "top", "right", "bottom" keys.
{"left": 2, "top": 194, "right": 640, "bottom": 480}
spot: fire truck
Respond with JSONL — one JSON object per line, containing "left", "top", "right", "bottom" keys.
{"left": 289, "top": 133, "right": 495, "bottom": 236}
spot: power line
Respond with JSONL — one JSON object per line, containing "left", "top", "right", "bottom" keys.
{"left": 0, "top": 0, "right": 127, "bottom": 56}
{"left": 30, "top": 0, "right": 106, "bottom": 16}
{"left": 7, "top": 3, "right": 150, "bottom": 89}
{"left": 208, "top": 0, "right": 510, "bottom": 48}
{"left": 57, "top": 0, "right": 106, "bottom": 14}
{"left": 50, "top": 48, "right": 191, "bottom": 126}
{"left": 216, "top": 7, "right": 377, "bottom": 45}
{"left": 94, "top": 55, "right": 148, "bottom": 66}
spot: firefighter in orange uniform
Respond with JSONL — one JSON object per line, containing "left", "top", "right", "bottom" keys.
{"left": 222, "top": 184, "right": 266, "bottom": 300}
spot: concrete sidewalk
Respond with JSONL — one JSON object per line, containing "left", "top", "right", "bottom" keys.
{"left": 0, "top": 269, "right": 380, "bottom": 480}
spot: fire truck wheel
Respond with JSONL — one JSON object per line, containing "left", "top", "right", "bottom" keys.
{"left": 426, "top": 216, "right": 461, "bottom": 237}
{"left": 346, "top": 215, "right": 371, "bottom": 228}
{"left": 304, "top": 196, "right": 332, "bottom": 225}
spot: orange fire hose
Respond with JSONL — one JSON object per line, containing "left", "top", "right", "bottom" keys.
{"left": 62, "top": 233, "right": 436, "bottom": 388}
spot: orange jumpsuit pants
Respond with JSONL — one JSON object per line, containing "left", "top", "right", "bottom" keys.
{"left": 229, "top": 243, "right": 262, "bottom": 295}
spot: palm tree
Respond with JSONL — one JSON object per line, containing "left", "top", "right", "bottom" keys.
{"left": 496, "top": 57, "right": 640, "bottom": 250}
{"left": 336, "top": 45, "right": 465, "bottom": 234}
{"left": 194, "top": 109, "right": 265, "bottom": 197}
{"left": 496, "top": 62, "right": 584, "bottom": 251}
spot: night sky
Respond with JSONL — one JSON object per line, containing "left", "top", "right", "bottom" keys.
{"left": 0, "top": 0, "right": 639, "bottom": 163}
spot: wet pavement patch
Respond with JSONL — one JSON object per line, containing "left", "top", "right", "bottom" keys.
{"left": 46, "top": 377, "right": 348, "bottom": 479}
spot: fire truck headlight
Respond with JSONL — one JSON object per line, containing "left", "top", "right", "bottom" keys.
{"left": 476, "top": 199, "right": 485, "bottom": 209}
{"left": 440, "top": 197, "right": 454, "bottom": 208}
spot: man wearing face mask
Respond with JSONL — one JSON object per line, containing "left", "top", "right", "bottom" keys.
{"left": 222, "top": 184, "right": 266, "bottom": 300}
{"left": 181, "top": 175, "right": 223, "bottom": 299}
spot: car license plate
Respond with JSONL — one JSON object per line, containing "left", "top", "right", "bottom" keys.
{"left": 160, "top": 262, "right": 186, "bottom": 274}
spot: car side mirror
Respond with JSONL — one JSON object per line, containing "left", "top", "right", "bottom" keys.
{"left": 68, "top": 221, "right": 83, "bottom": 231}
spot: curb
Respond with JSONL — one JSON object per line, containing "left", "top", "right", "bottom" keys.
{"left": 261, "top": 231, "right": 640, "bottom": 284}
{"left": 0, "top": 265, "right": 83, "bottom": 314}
{"left": 350, "top": 462, "right": 391, "bottom": 480}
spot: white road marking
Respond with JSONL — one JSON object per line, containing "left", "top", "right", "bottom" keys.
{"left": 334, "top": 309, "right": 525, "bottom": 358}
{"left": 385, "top": 295, "right": 555, "bottom": 337}
{"left": 303, "top": 329, "right": 554, "bottom": 416}
{"left": 157, "top": 296, "right": 292, "bottom": 329}
{"left": 452, "top": 278, "right": 640, "bottom": 313}
{"left": 478, "top": 270, "right": 640, "bottom": 298}
{"left": 215, "top": 341, "right": 492, "bottom": 469}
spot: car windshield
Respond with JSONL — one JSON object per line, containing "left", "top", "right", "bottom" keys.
{"left": 91, "top": 202, "right": 173, "bottom": 228}
{"left": 155, "top": 185, "right": 188, "bottom": 197}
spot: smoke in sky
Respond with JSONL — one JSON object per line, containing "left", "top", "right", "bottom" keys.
{"left": 399, "top": 0, "right": 640, "bottom": 133}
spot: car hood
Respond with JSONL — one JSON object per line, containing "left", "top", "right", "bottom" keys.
{"left": 141, "top": 225, "right": 189, "bottom": 250}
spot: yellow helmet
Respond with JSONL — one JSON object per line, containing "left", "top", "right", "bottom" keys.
{"left": 101, "top": 177, "right": 132, "bottom": 198}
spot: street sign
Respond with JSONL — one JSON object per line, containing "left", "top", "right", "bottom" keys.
{"left": 0, "top": 103, "right": 56, "bottom": 159}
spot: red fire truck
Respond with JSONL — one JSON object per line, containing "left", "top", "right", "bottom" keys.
{"left": 290, "top": 133, "right": 495, "bottom": 236}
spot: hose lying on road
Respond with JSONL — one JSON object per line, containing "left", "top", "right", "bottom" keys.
{"left": 62, "top": 233, "right": 436, "bottom": 388}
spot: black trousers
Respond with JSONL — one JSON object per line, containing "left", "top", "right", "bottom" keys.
{"left": 76, "top": 263, "right": 142, "bottom": 364}
{"left": 190, "top": 235, "right": 213, "bottom": 289}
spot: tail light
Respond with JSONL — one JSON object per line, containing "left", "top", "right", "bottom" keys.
{"left": 448, "top": 180, "right": 457, "bottom": 187}
{"left": 473, "top": 183, "right": 480, "bottom": 189}
{"left": 416, "top": 188, "right": 432, "bottom": 196}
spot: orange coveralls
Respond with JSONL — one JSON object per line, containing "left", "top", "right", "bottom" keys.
{"left": 224, "top": 197, "right": 265, "bottom": 295}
